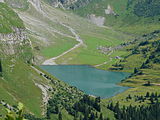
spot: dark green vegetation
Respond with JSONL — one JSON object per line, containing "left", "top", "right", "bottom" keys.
{"left": 111, "top": 30, "right": 160, "bottom": 81}
{"left": 39, "top": 67, "right": 113, "bottom": 119}
{"left": 0, "top": 102, "right": 26, "bottom": 120}
{"left": 101, "top": 28, "right": 160, "bottom": 120}
{"left": 134, "top": 0, "right": 160, "bottom": 17}
{"left": 0, "top": 2, "right": 104, "bottom": 120}
{"left": 74, "top": 0, "right": 160, "bottom": 34}
{"left": 1, "top": 0, "right": 160, "bottom": 120}
{"left": 108, "top": 97, "right": 160, "bottom": 120}
{"left": 47, "top": 95, "right": 104, "bottom": 120}
{"left": 0, "top": 59, "right": 2, "bottom": 76}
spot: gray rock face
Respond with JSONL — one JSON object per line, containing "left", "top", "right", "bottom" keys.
{"left": 29, "top": 0, "right": 42, "bottom": 11}
{"left": 105, "top": 5, "right": 116, "bottom": 15}
{"left": 4, "top": 0, "right": 28, "bottom": 9}
{"left": 89, "top": 14, "right": 105, "bottom": 27}
{"left": 0, "top": 28, "right": 30, "bottom": 55}
{"left": 47, "top": 0, "right": 93, "bottom": 9}
{"left": 0, "top": 0, "right": 4, "bottom": 3}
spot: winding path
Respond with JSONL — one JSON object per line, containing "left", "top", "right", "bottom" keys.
{"left": 28, "top": 0, "right": 84, "bottom": 65}
{"left": 42, "top": 23, "right": 84, "bottom": 65}
{"left": 94, "top": 50, "right": 113, "bottom": 67}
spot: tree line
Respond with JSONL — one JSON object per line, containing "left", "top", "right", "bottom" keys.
{"left": 107, "top": 92, "right": 160, "bottom": 120}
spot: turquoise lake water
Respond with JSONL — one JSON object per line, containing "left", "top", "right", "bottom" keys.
{"left": 40, "top": 65, "right": 130, "bottom": 98}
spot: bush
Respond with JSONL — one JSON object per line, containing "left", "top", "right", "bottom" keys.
{"left": 134, "top": 0, "right": 160, "bottom": 17}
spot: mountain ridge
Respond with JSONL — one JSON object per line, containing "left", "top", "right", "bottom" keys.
{"left": 1, "top": 0, "right": 160, "bottom": 120}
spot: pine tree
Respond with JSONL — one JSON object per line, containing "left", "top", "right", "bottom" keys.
{"left": 134, "top": 68, "right": 139, "bottom": 74}
{"left": 150, "top": 97, "right": 155, "bottom": 104}
{"left": 99, "top": 113, "right": 103, "bottom": 120}
{"left": 145, "top": 92, "right": 150, "bottom": 97}
{"left": 89, "top": 112, "right": 95, "bottom": 120}
{"left": 0, "top": 59, "right": 2, "bottom": 77}
{"left": 58, "top": 112, "right": 62, "bottom": 120}
{"left": 80, "top": 115, "right": 83, "bottom": 120}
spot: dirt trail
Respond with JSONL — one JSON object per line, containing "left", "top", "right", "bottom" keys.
{"left": 42, "top": 22, "right": 84, "bottom": 65}
{"left": 94, "top": 58, "right": 112, "bottom": 67}
{"left": 94, "top": 51, "right": 113, "bottom": 67}
{"left": 27, "top": 0, "right": 84, "bottom": 65}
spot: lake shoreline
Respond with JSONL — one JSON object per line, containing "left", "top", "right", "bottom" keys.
{"left": 40, "top": 65, "right": 131, "bottom": 98}
{"left": 41, "top": 64, "right": 131, "bottom": 73}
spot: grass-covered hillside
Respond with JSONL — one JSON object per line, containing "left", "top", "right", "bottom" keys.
{"left": 12, "top": 0, "right": 132, "bottom": 66}
{"left": 0, "top": 3, "right": 24, "bottom": 33}
{"left": 0, "top": 2, "right": 102, "bottom": 119}
{"left": 1, "top": 0, "right": 160, "bottom": 119}
{"left": 0, "top": 2, "right": 115, "bottom": 120}
{"left": 101, "top": 29, "right": 160, "bottom": 120}
{"left": 74, "top": 0, "right": 160, "bottom": 34}
{"left": 0, "top": 2, "right": 43, "bottom": 116}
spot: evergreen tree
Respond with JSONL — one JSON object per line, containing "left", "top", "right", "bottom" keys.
{"left": 150, "top": 97, "right": 155, "bottom": 104}
{"left": 58, "top": 112, "right": 62, "bottom": 120}
{"left": 145, "top": 92, "right": 150, "bottom": 97}
{"left": 107, "top": 100, "right": 160, "bottom": 120}
{"left": 134, "top": 68, "right": 139, "bottom": 74}
{"left": 0, "top": 59, "right": 2, "bottom": 77}
{"left": 89, "top": 112, "right": 95, "bottom": 120}
{"left": 99, "top": 113, "right": 103, "bottom": 120}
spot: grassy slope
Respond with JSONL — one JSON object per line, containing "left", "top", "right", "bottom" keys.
{"left": 0, "top": 58, "right": 44, "bottom": 116}
{"left": 71, "top": 0, "right": 160, "bottom": 69}
{"left": 15, "top": 0, "right": 132, "bottom": 65}
{"left": 103, "top": 32, "right": 160, "bottom": 108}
{"left": 0, "top": 1, "right": 117, "bottom": 119}
{"left": 3, "top": 0, "right": 160, "bottom": 119}
{"left": 0, "top": 3, "right": 45, "bottom": 117}
{"left": 55, "top": 32, "right": 130, "bottom": 65}
{"left": 72, "top": 0, "right": 160, "bottom": 116}
{"left": 74, "top": 0, "right": 160, "bottom": 35}
{"left": 0, "top": 3, "right": 24, "bottom": 33}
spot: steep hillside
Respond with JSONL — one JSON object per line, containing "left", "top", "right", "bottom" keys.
{"left": 0, "top": 3, "right": 24, "bottom": 33}
{"left": 102, "top": 30, "right": 160, "bottom": 119}
{"left": 0, "top": 2, "right": 113, "bottom": 120}
{"left": 1, "top": 0, "right": 160, "bottom": 119}
{"left": 6, "top": 0, "right": 131, "bottom": 67}
{"left": 0, "top": 3, "right": 94, "bottom": 119}
{"left": 0, "top": 2, "right": 44, "bottom": 116}
{"left": 74, "top": 0, "right": 160, "bottom": 34}
{"left": 4, "top": 0, "right": 29, "bottom": 10}
{"left": 44, "top": 0, "right": 93, "bottom": 9}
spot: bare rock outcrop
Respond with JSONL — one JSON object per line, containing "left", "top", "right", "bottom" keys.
{"left": 0, "top": 28, "right": 31, "bottom": 55}
{"left": 0, "top": 0, "right": 4, "bottom": 3}
{"left": 5, "top": 0, "right": 28, "bottom": 9}
{"left": 105, "top": 4, "right": 117, "bottom": 16}
{"left": 89, "top": 14, "right": 105, "bottom": 27}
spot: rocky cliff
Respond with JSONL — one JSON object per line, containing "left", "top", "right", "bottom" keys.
{"left": 4, "top": 0, "right": 29, "bottom": 9}
{"left": 0, "top": 28, "right": 30, "bottom": 55}
{"left": 0, "top": 3, "right": 32, "bottom": 62}
{"left": 45, "top": 0, "right": 93, "bottom": 9}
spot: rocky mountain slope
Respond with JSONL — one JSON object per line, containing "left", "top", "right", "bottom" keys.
{"left": 1, "top": 0, "right": 160, "bottom": 119}
{"left": 5, "top": 0, "right": 130, "bottom": 66}
{"left": 44, "top": 0, "right": 93, "bottom": 9}
{"left": 4, "top": 0, "right": 93, "bottom": 10}
{"left": 0, "top": 2, "right": 111, "bottom": 119}
{"left": 0, "top": 2, "right": 89, "bottom": 119}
